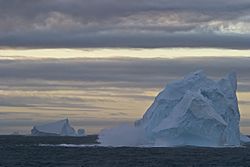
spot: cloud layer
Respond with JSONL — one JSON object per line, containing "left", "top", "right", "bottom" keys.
{"left": 0, "top": 57, "right": 249, "bottom": 87}
{"left": 1, "top": 0, "right": 250, "bottom": 48}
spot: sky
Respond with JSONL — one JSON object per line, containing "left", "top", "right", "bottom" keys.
{"left": 0, "top": 0, "right": 250, "bottom": 135}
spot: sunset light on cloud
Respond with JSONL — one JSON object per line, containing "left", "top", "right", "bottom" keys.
{"left": 1, "top": 48, "right": 250, "bottom": 59}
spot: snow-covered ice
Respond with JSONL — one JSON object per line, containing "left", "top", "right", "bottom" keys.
{"left": 99, "top": 70, "right": 245, "bottom": 147}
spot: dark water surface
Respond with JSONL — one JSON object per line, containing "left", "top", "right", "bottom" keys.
{"left": 0, "top": 135, "right": 250, "bottom": 167}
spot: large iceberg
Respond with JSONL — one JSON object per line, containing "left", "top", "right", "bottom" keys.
{"left": 31, "top": 119, "right": 85, "bottom": 136}
{"left": 99, "top": 70, "right": 244, "bottom": 147}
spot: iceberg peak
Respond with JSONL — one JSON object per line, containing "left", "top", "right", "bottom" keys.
{"left": 184, "top": 70, "right": 206, "bottom": 80}
{"left": 227, "top": 71, "right": 237, "bottom": 92}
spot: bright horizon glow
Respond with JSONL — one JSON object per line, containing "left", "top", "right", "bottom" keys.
{"left": 0, "top": 48, "right": 250, "bottom": 59}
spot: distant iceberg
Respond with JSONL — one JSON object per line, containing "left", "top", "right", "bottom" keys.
{"left": 99, "top": 70, "right": 248, "bottom": 147}
{"left": 31, "top": 119, "right": 85, "bottom": 136}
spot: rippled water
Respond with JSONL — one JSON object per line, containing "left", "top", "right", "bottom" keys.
{"left": 0, "top": 135, "right": 250, "bottom": 167}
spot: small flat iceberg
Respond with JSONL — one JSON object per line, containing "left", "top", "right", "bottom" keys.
{"left": 31, "top": 118, "right": 85, "bottom": 137}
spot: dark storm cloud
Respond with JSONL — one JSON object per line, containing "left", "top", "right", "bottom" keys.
{"left": 0, "top": 57, "right": 249, "bottom": 91}
{"left": 1, "top": 32, "right": 250, "bottom": 49}
{"left": 1, "top": 0, "right": 250, "bottom": 48}
{"left": 0, "top": 95, "right": 120, "bottom": 111}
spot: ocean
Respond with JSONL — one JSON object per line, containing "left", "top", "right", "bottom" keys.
{"left": 0, "top": 135, "right": 250, "bottom": 167}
